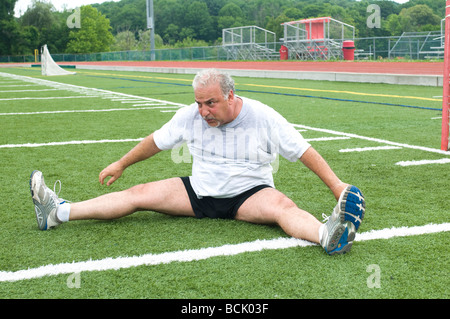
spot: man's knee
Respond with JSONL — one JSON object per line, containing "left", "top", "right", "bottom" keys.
{"left": 271, "top": 193, "right": 297, "bottom": 211}
{"left": 126, "top": 183, "right": 147, "bottom": 196}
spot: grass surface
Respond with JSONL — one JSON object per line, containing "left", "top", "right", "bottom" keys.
{"left": 0, "top": 66, "right": 448, "bottom": 304}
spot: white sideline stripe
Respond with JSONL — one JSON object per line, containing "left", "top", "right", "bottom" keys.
{"left": 396, "top": 158, "right": 450, "bottom": 166}
{"left": 0, "top": 72, "right": 185, "bottom": 108}
{"left": 0, "top": 223, "right": 448, "bottom": 283}
{"left": 0, "top": 106, "right": 180, "bottom": 116}
{"left": 292, "top": 124, "right": 450, "bottom": 156}
{"left": 0, "top": 138, "right": 144, "bottom": 149}
{"left": 305, "top": 136, "right": 350, "bottom": 142}
{"left": 340, "top": 146, "right": 402, "bottom": 153}
{"left": 0, "top": 84, "right": 38, "bottom": 87}
{"left": 0, "top": 89, "right": 59, "bottom": 93}
{"left": 1, "top": 72, "right": 447, "bottom": 160}
{"left": 0, "top": 96, "right": 92, "bottom": 101}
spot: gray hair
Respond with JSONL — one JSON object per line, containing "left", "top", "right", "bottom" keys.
{"left": 192, "top": 68, "right": 235, "bottom": 99}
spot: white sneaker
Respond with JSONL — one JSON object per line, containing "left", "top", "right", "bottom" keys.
{"left": 320, "top": 185, "right": 365, "bottom": 255}
{"left": 29, "top": 170, "right": 66, "bottom": 230}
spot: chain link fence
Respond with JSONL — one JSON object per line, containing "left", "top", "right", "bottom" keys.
{"left": 0, "top": 33, "right": 444, "bottom": 63}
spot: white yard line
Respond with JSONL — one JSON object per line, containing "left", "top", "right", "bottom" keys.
{"left": 0, "top": 96, "right": 94, "bottom": 101}
{"left": 396, "top": 158, "right": 450, "bottom": 166}
{"left": 0, "top": 72, "right": 185, "bottom": 108}
{"left": 340, "top": 146, "right": 402, "bottom": 153}
{"left": 0, "top": 72, "right": 449, "bottom": 283}
{"left": 0, "top": 138, "right": 144, "bottom": 149}
{"left": 0, "top": 106, "right": 180, "bottom": 116}
{"left": 0, "top": 84, "right": 38, "bottom": 87}
{"left": 0, "top": 223, "right": 448, "bottom": 283}
{"left": 1, "top": 71, "right": 448, "bottom": 168}
{"left": 0, "top": 89, "right": 60, "bottom": 93}
{"left": 293, "top": 124, "right": 450, "bottom": 156}
{"left": 305, "top": 136, "right": 351, "bottom": 142}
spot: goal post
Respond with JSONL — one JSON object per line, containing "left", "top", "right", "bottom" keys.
{"left": 442, "top": 0, "right": 450, "bottom": 151}
{"left": 40, "top": 44, "right": 76, "bottom": 76}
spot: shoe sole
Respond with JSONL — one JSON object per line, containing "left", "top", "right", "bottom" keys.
{"left": 325, "top": 185, "right": 364, "bottom": 255}
{"left": 29, "top": 170, "right": 48, "bottom": 230}
{"left": 325, "top": 221, "right": 355, "bottom": 255}
{"left": 339, "top": 185, "right": 365, "bottom": 231}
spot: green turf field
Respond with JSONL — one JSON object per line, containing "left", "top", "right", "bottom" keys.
{"left": 0, "top": 66, "right": 448, "bottom": 303}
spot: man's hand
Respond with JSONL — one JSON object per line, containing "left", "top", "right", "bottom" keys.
{"left": 99, "top": 161, "right": 125, "bottom": 186}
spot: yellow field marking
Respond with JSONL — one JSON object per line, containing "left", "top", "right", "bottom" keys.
{"left": 242, "top": 83, "right": 441, "bottom": 102}
{"left": 77, "top": 70, "right": 440, "bottom": 102}
{"left": 78, "top": 70, "right": 192, "bottom": 82}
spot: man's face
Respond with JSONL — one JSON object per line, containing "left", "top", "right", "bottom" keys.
{"left": 194, "top": 82, "right": 232, "bottom": 127}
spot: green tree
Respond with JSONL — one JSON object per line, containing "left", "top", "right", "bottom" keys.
{"left": 184, "top": 1, "right": 216, "bottom": 41}
{"left": 163, "top": 23, "right": 180, "bottom": 45}
{"left": 265, "top": 14, "right": 289, "bottom": 41}
{"left": 154, "top": 0, "right": 184, "bottom": 40}
{"left": 218, "top": 3, "right": 245, "bottom": 30}
{"left": 19, "top": 1, "right": 56, "bottom": 31}
{"left": 384, "top": 14, "right": 405, "bottom": 36}
{"left": 40, "top": 10, "right": 71, "bottom": 54}
{"left": 112, "top": 30, "right": 137, "bottom": 51}
{"left": 0, "top": 0, "right": 16, "bottom": 20}
{"left": 399, "top": 4, "right": 441, "bottom": 32}
{"left": 65, "top": 5, "right": 114, "bottom": 53}
{"left": 137, "top": 30, "right": 163, "bottom": 50}
{"left": 0, "top": 0, "right": 19, "bottom": 55}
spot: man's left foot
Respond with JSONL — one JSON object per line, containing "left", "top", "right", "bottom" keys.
{"left": 29, "top": 170, "right": 65, "bottom": 230}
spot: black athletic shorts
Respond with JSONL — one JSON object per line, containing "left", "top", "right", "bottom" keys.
{"left": 180, "top": 177, "right": 272, "bottom": 219}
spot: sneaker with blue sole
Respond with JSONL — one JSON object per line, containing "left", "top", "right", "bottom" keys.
{"left": 29, "top": 170, "right": 65, "bottom": 230}
{"left": 320, "top": 185, "right": 365, "bottom": 255}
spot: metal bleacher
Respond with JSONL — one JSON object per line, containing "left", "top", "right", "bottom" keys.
{"left": 281, "top": 17, "right": 355, "bottom": 61}
{"left": 389, "top": 31, "right": 443, "bottom": 59}
{"left": 222, "top": 26, "right": 278, "bottom": 60}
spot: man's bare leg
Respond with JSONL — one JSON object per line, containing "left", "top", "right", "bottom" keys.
{"left": 235, "top": 187, "right": 322, "bottom": 243}
{"left": 68, "top": 178, "right": 195, "bottom": 221}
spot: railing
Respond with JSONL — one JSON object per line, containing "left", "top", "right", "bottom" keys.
{"left": 0, "top": 34, "right": 444, "bottom": 63}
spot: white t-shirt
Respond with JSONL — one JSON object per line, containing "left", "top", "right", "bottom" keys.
{"left": 153, "top": 96, "right": 311, "bottom": 198}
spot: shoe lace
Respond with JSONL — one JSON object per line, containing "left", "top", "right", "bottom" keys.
{"left": 53, "top": 180, "right": 62, "bottom": 197}
{"left": 322, "top": 213, "right": 330, "bottom": 223}
{"left": 53, "top": 180, "right": 70, "bottom": 204}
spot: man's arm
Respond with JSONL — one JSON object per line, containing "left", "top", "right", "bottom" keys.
{"left": 299, "top": 146, "right": 348, "bottom": 200}
{"left": 99, "top": 133, "right": 162, "bottom": 186}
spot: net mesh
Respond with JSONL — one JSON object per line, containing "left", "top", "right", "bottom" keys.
{"left": 41, "top": 45, "right": 76, "bottom": 76}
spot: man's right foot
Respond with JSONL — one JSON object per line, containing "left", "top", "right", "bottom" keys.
{"left": 29, "top": 170, "right": 65, "bottom": 230}
{"left": 320, "top": 185, "right": 365, "bottom": 255}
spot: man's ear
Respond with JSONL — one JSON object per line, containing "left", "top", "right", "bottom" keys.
{"left": 227, "top": 90, "right": 235, "bottom": 104}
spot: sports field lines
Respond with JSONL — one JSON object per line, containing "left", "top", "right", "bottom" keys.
{"left": 0, "top": 106, "right": 180, "bottom": 116}
{"left": 295, "top": 123, "right": 450, "bottom": 156}
{"left": 0, "top": 72, "right": 185, "bottom": 113}
{"left": 0, "top": 69, "right": 448, "bottom": 300}
{"left": 1, "top": 71, "right": 448, "bottom": 168}
{"left": 77, "top": 70, "right": 440, "bottom": 104}
{"left": 244, "top": 83, "right": 441, "bottom": 102}
{"left": 1, "top": 114, "right": 448, "bottom": 167}
{"left": 0, "top": 222, "right": 448, "bottom": 283}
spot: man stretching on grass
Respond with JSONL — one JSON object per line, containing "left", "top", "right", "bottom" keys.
{"left": 29, "top": 68, "right": 365, "bottom": 255}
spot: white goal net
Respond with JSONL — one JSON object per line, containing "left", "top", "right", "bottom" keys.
{"left": 41, "top": 45, "right": 76, "bottom": 76}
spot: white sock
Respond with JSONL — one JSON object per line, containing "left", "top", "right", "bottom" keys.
{"left": 318, "top": 224, "right": 325, "bottom": 244}
{"left": 56, "top": 202, "right": 71, "bottom": 222}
